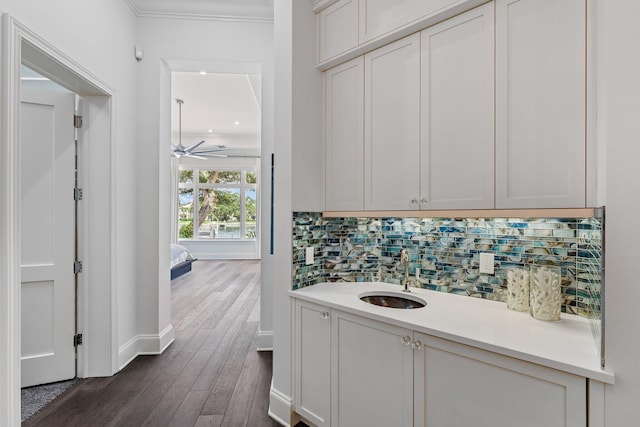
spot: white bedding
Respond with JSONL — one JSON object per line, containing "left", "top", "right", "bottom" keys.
{"left": 170, "top": 244, "right": 195, "bottom": 268}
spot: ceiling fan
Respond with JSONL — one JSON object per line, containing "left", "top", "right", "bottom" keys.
{"left": 171, "top": 98, "right": 251, "bottom": 159}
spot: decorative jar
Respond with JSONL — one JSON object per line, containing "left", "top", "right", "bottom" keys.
{"left": 506, "top": 268, "right": 530, "bottom": 312}
{"left": 529, "top": 265, "right": 562, "bottom": 321}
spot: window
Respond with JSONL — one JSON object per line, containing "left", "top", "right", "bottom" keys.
{"left": 178, "top": 168, "right": 258, "bottom": 240}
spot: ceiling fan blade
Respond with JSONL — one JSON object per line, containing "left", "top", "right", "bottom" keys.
{"left": 225, "top": 155, "right": 261, "bottom": 158}
{"left": 191, "top": 147, "right": 228, "bottom": 154}
{"left": 185, "top": 153, "right": 208, "bottom": 160}
{"left": 185, "top": 140, "right": 206, "bottom": 153}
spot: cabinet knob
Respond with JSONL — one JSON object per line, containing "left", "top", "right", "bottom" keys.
{"left": 411, "top": 199, "right": 418, "bottom": 205}
{"left": 412, "top": 339, "right": 423, "bottom": 351}
{"left": 420, "top": 198, "right": 427, "bottom": 204}
{"left": 401, "top": 335, "right": 412, "bottom": 346}
{"left": 321, "top": 311, "right": 329, "bottom": 319}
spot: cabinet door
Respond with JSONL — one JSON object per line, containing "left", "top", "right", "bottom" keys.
{"left": 325, "top": 57, "right": 365, "bottom": 211}
{"left": 332, "top": 310, "right": 413, "bottom": 427}
{"left": 318, "top": 0, "right": 359, "bottom": 63}
{"left": 364, "top": 34, "right": 421, "bottom": 210}
{"left": 294, "top": 301, "right": 331, "bottom": 427}
{"left": 495, "top": 0, "right": 586, "bottom": 208}
{"left": 420, "top": 2, "right": 495, "bottom": 209}
{"left": 414, "top": 333, "right": 587, "bottom": 427}
{"left": 359, "top": 0, "right": 459, "bottom": 43}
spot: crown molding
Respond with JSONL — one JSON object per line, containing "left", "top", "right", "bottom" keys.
{"left": 136, "top": 11, "right": 273, "bottom": 23}
{"left": 128, "top": 0, "right": 274, "bottom": 23}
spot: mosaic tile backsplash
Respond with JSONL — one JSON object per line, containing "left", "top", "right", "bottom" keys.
{"left": 292, "top": 213, "right": 602, "bottom": 319}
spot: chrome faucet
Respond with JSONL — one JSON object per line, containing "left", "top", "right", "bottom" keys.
{"left": 401, "top": 249, "right": 411, "bottom": 293}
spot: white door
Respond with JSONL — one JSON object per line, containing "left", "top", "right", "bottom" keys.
{"left": 20, "top": 88, "right": 76, "bottom": 387}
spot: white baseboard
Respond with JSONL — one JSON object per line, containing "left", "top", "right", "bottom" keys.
{"left": 256, "top": 330, "right": 273, "bottom": 351}
{"left": 118, "top": 324, "right": 175, "bottom": 370}
{"left": 269, "top": 382, "right": 297, "bottom": 427}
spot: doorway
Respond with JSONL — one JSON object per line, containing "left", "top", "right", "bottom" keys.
{"left": 170, "top": 71, "right": 262, "bottom": 261}
{"left": 1, "top": 15, "right": 117, "bottom": 425}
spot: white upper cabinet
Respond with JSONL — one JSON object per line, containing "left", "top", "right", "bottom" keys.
{"left": 495, "top": 0, "right": 586, "bottom": 208}
{"left": 318, "top": 0, "right": 359, "bottom": 63}
{"left": 359, "top": 0, "right": 460, "bottom": 43}
{"left": 325, "top": 57, "right": 365, "bottom": 211}
{"left": 322, "top": 0, "right": 593, "bottom": 211}
{"left": 420, "top": 2, "right": 495, "bottom": 209}
{"left": 364, "top": 34, "right": 421, "bottom": 210}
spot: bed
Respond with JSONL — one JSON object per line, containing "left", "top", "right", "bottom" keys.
{"left": 171, "top": 243, "right": 196, "bottom": 280}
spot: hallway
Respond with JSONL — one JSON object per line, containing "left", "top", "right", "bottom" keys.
{"left": 23, "top": 260, "right": 277, "bottom": 426}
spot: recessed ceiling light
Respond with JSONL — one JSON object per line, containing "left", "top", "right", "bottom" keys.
{"left": 208, "top": 129, "right": 213, "bottom": 133}
{"left": 199, "top": 70, "right": 207, "bottom": 75}
{"left": 234, "top": 121, "right": 240, "bottom": 125}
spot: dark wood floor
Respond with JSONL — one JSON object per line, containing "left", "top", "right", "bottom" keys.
{"left": 24, "top": 260, "right": 279, "bottom": 427}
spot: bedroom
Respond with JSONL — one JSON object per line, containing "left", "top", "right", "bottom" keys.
{"left": 169, "top": 70, "right": 262, "bottom": 278}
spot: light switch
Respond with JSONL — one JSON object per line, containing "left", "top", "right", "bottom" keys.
{"left": 479, "top": 252, "right": 495, "bottom": 274}
{"left": 305, "top": 247, "right": 314, "bottom": 265}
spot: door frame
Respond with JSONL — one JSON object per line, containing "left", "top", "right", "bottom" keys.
{"left": 162, "top": 59, "right": 272, "bottom": 350}
{"left": 1, "top": 14, "right": 118, "bottom": 425}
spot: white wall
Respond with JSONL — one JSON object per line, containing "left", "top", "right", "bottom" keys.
{"left": 0, "top": 0, "right": 138, "bottom": 424}
{"left": 602, "top": 0, "right": 640, "bottom": 423}
{"left": 270, "top": 0, "right": 325, "bottom": 424}
{"left": 135, "top": 16, "right": 274, "bottom": 352}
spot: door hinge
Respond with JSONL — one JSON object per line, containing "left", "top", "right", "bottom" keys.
{"left": 74, "top": 115, "right": 83, "bottom": 129}
{"left": 74, "top": 333, "right": 83, "bottom": 347}
{"left": 74, "top": 260, "right": 83, "bottom": 274}
{"left": 74, "top": 187, "right": 83, "bottom": 201}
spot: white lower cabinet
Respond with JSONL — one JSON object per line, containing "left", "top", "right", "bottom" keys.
{"left": 413, "top": 334, "right": 587, "bottom": 427}
{"left": 294, "top": 302, "right": 589, "bottom": 427}
{"left": 294, "top": 300, "right": 331, "bottom": 427}
{"left": 331, "top": 310, "right": 414, "bottom": 427}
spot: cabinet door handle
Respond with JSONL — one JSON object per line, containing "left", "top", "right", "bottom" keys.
{"left": 401, "top": 335, "right": 412, "bottom": 346}
{"left": 412, "top": 339, "right": 423, "bottom": 351}
{"left": 321, "top": 311, "right": 329, "bottom": 319}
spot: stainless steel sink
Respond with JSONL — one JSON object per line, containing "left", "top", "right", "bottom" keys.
{"left": 359, "top": 291, "right": 426, "bottom": 309}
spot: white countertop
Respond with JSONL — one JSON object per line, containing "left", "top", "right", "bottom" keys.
{"left": 290, "top": 282, "right": 614, "bottom": 384}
